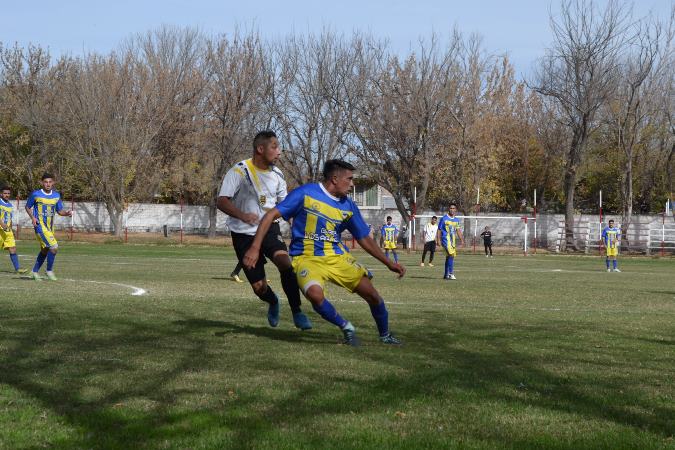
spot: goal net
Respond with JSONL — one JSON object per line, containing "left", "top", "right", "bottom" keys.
{"left": 413, "top": 214, "right": 537, "bottom": 255}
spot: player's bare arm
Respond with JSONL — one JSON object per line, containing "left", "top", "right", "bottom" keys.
{"left": 58, "top": 209, "right": 73, "bottom": 217}
{"left": 243, "top": 207, "right": 282, "bottom": 269}
{"left": 217, "top": 196, "right": 258, "bottom": 225}
{"left": 358, "top": 236, "right": 406, "bottom": 278}
{"left": 25, "top": 206, "right": 37, "bottom": 226}
{"left": 458, "top": 228, "right": 465, "bottom": 246}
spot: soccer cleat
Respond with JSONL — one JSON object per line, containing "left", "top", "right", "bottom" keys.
{"left": 267, "top": 300, "right": 280, "bottom": 327}
{"left": 341, "top": 322, "right": 360, "bottom": 346}
{"left": 486, "top": 254, "right": 489, "bottom": 257}
{"left": 449, "top": 274, "right": 456, "bottom": 280}
{"left": 613, "top": 268, "right": 621, "bottom": 273}
{"left": 379, "top": 332, "right": 402, "bottom": 345}
{"left": 30, "top": 272, "right": 42, "bottom": 281}
{"left": 607, "top": 268, "right": 611, "bottom": 272}
{"left": 292, "top": 312, "right": 313, "bottom": 330}
{"left": 420, "top": 262, "right": 425, "bottom": 267}
{"left": 428, "top": 263, "right": 434, "bottom": 267}
{"left": 230, "top": 274, "right": 244, "bottom": 283}
{"left": 45, "top": 271, "right": 58, "bottom": 281}
{"left": 15, "top": 268, "right": 28, "bottom": 275}
{"left": 443, "top": 275, "right": 450, "bottom": 280}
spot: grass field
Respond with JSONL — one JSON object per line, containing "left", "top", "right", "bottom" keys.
{"left": 0, "top": 239, "right": 673, "bottom": 449}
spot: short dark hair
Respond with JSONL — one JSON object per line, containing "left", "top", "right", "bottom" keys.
{"left": 322, "top": 159, "right": 355, "bottom": 180}
{"left": 431, "top": 215, "right": 437, "bottom": 219}
{"left": 1, "top": 185, "right": 11, "bottom": 192}
{"left": 252, "top": 130, "right": 277, "bottom": 152}
{"left": 608, "top": 219, "right": 614, "bottom": 223}
{"left": 386, "top": 216, "right": 392, "bottom": 221}
{"left": 449, "top": 202, "right": 457, "bottom": 208}
{"left": 41, "top": 172, "right": 54, "bottom": 181}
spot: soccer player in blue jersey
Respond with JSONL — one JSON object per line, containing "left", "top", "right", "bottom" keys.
{"left": 601, "top": 219, "right": 621, "bottom": 272}
{"left": 437, "top": 203, "right": 464, "bottom": 280}
{"left": 381, "top": 216, "right": 399, "bottom": 263}
{"left": 243, "top": 159, "right": 406, "bottom": 346}
{"left": 25, "top": 173, "right": 72, "bottom": 281}
{"left": 0, "top": 186, "right": 28, "bottom": 274}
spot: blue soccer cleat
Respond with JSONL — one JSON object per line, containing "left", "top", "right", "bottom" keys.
{"left": 292, "top": 312, "right": 312, "bottom": 330}
{"left": 267, "top": 300, "right": 280, "bottom": 327}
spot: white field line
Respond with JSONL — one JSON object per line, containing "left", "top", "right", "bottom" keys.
{"left": 0, "top": 272, "right": 148, "bottom": 296}
{"left": 61, "top": 278, "right": 148, "bottom": 296}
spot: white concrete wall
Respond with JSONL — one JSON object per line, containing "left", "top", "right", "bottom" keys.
{"left": 10, "top": 199, "right": 673, "bottom": 252}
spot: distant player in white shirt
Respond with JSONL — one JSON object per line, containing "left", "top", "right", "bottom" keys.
{"left": 420, "top": 216, "right": 438, "bottom": 267}
{"left": 217, "top": 130, "right": 311, "bottom": 330}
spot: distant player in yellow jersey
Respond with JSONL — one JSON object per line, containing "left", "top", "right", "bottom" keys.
{"left": 0, "top": 186, "right": 28, "bottom": 274}
{"left": 380, "top": 216, "right": 399, "bottom": 263}
{"left": 244, "top": 159, "right": 406, "bottom": 346}
{"left": 25, "top": 173, "right": 72, "bottom": 281}
{"left": 601, "top": 219, "right": 621, "bottom": 272}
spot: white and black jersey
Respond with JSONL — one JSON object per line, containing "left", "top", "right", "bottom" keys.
{"left": 219, "top": 158, "right": 287, "bottom": 235}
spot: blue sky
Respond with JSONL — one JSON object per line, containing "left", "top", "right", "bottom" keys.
{"left": 1, "top": 0, "right": 672, "bottom": 77}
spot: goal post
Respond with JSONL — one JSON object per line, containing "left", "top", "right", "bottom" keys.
{"left": 414, "top": 214, "right": 537, "bottom": 256}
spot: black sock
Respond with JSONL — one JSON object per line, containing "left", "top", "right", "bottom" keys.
{"left": 280, "top": 268, "right": 302, "bottom": 314}
{"left": 258, "top": 286, "right": 278, "bottom": 305}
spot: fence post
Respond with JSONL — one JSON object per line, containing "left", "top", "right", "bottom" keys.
{"left": 15, "top": 195, "right": 20, "bottom": 239}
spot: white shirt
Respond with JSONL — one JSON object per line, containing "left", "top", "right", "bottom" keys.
{"left": 424, "top": 222, "right": 438, "bottom": 242}
{"left": 219, "top": 158, "right": 287, "bottom": 235}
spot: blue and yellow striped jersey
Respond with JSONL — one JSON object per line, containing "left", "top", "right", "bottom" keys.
{"left": 381, "top": 224, "right": 398, "bottom": 242}
{"left": 26, "top": 189, "right": 64, "bottom": 231}
{"left": 438, "top": 214, "right": 461, "bottom": 249}
{"left": 0, "top": 198, "right": 13, "bottom": 227}
{"left": 276, "top": 183, "right": 370, "bottom": 257}
{"left": 602, "top": 226, "right": 620, "bottom": 249}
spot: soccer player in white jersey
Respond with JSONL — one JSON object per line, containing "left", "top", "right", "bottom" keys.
{"left": 420, "top": 215, "right": 438, "bottom": 267}
{"left": 217, "top": 131, "right": 311, "bottom": 330}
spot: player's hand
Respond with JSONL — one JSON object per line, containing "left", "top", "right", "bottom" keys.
{"left": 240, "top": 212, "right": 259, "bottom": 225}
{"left": 388, "top": 262, "right": 406, "bottom": 278}
{"left": 65, "top": 210, "right": 73, "bottom": 217}
{"left": 31, "top": 217, "right": 38, "bottom": 227}
{"left": 243, "top": 247, "right": 259, "bottom": 269}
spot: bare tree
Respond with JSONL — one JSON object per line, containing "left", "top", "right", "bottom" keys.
{"left": 531, "top": 0, "right": 629, "bottom": 250}
{"left": 345, "top": 33, "right": 457, "bottom": 222}
{"left": 57, "top": 52, "right": 162, "bottom": 235}
{"left": 0, "top": 44, "right": 61, "bottom": 193}
{"left": 605, "top": 16, "right": 663, "bottom": 244}
{"left": 201, "top": 31, "right": 271, "bottom": 237}
{"left": 272, "top": 31, "right": 352, "bottom": 185}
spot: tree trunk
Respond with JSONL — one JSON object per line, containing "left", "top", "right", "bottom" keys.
{"left": 621, "top": 157, "right": 633, "bottom": 250}
{"left": 563, "top": 167, "right": 577, "bottom": 252}
{"left": 207, "top": 191, "right": 218, "bottom": 238}
{"left": 105, "top": 201, "right": 125, "bottom": 238}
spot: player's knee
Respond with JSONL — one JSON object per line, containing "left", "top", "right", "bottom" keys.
{"left": 304, "top": 285, "right": 324, "bottom": 304}
{"left": 272, "top": 252, "right": 292, "bottom": 270}
{"left": 251, "top": 280, "right": 267, "bottom": 297}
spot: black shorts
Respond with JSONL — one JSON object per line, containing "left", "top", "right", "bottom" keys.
{"left": 423, "top": 241, "right": 436, "bottom": 252}
{"left": 231, "top": 222, "right": 288, "bottom": 284}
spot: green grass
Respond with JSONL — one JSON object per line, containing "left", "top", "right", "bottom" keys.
{"left": 0, "top": 240, "right": 673, "bottom": 449}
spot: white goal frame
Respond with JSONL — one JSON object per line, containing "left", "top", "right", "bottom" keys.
{"left": 412, "top": 214, "right": 537, "bottom": 255}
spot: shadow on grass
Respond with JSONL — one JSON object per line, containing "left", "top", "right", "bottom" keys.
{"left": 0, "top": 305, "right": 673, "bottom": 449}
{"left": 172, "top": 318, "right": 325, "bottom": 344}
